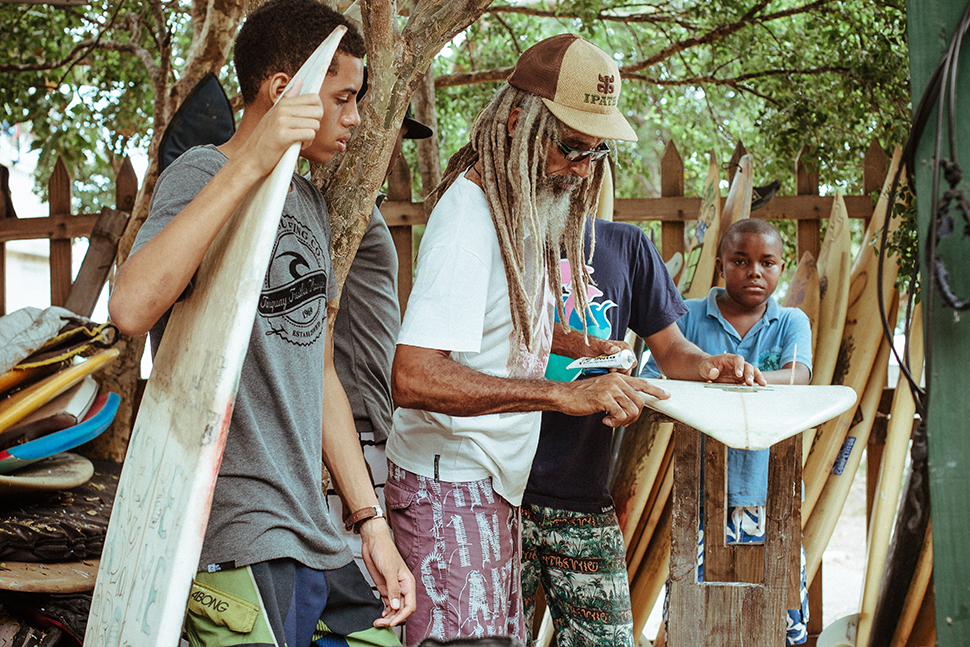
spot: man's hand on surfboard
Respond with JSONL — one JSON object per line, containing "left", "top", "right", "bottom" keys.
{"left": 700, "top": 353, "right": 766, "bottom": 386}
{"left": 556, "top": 373, "right": 664, "bottom": 428}
{"left": 360, "top": 518, "right": 416, "bottom": 626}
{"left": 235, "top": 78, "right": 325, "bottom": 180}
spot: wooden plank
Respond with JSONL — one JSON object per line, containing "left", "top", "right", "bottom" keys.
{"left": 64, "top": 208, "right": 131, "bottom": 317}
{"left": 385, "top": 153, "right": 413, "bottom": 315}
{"left": 115, "top": 157, "right": 138, "bottom": 212}
{"left": 389, "top": 226, "right": 412, "bottom": 316}
{"left": 668, "top": 423, "right": 704, "bottom": 644}
{"left": 48, "top": 157, "right": 72, "bottom": 307}
{"left": 615, "top": 195, "right": 875, "bottom": 224}
{"left": 0, "top": 213, "right": 102, "bottom": 243}
{"left": 660, "top": 140, "right": 685, "bottom": 278}
{"left": 704, "top": 435, "right": 765, "bottom": 585}
{"left": 795, "top": 146, "right": 821, "bottom": 262}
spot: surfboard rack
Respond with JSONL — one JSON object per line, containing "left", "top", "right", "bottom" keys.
{"left": 665, "top": 418, "right": 801, "bottom": 646}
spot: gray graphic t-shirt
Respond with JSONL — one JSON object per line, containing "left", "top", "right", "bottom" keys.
{"left": 133, "top": 145, "right": 350, "bottom": 571}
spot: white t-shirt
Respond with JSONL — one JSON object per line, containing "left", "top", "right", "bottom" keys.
{"left": 386, "top": 175, "right": 554, "bottom": 505}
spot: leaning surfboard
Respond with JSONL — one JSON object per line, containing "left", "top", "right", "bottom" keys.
{"left": 802, "top": 146, "right": 904, "bottom": 521}
{"left": 781, "top": 250, "right": 820, "bottom": 357}
{"left": 718, "top": 153, "right": 753, "bottom": 241}
{"left": 86, "top": 29, "right": 347, "bottom": 647}
{"left": 677, "top": 150, "right": 721, "bottom": 298}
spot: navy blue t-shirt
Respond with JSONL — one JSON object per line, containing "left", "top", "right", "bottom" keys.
{"left": 523, "top": 220, "right": 687, "bottom": 513}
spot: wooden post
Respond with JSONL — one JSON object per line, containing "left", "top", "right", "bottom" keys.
{"left": 48, "top": 157, "right": 73, "bottom": 307}
{"left": 660, "top": 140, "right": 686, "bottom": 283}
{"left": 907, "top": 5, "right": 970, "bottom": 643}
{"left": 386, "top": 154, "right": 414, "bottom": 316}
{"left": 412, "top": 67, "right": 442, "bottom": 199}
{"left": 64, "top": 157, "right": 138, "bottom": 316}
{"left": 861, "top": 140, "right": 888, "bottom": 233}
{"left": 668, "top": 421, "right": 799, "bottom": 646}
{"left": 795, "top": 146, "right": 821, "bottom": 263}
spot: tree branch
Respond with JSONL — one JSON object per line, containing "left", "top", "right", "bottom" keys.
{"left": 485, "top": 4, "right": 684, "bottom": 26}
{"left": 435, "top": 0, "right": 841, "bottom": 89}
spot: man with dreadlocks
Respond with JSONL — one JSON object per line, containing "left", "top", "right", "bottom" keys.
{"left": 384, "top": 35, "right": 760, "bottom": 646}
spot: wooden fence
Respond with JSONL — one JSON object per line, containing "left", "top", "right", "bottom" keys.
{"left": 0, "top": 139, "right": 890, "bottom": 322}
{"left": 0, "top": 156, "right": 137, "bottom": 317}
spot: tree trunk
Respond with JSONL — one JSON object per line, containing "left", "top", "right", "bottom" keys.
{"left": 413, "top": 67, "right": 442, "bottom": 199}
{"left": 321, "top": 0, "right": 492, "bottom": 322}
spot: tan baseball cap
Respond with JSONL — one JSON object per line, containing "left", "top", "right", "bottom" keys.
{"left": 508, "top": 34, "right": 637, "bottom": 142}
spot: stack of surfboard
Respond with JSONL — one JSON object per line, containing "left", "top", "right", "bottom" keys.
{"left": 0, "top": 346, "right": 120, "bottom": 477}
{"left": 610, "top": 146, "right": 919, "bottom": 645}
{"left": 0, "top": 319, "right": 123, "bottom": 642}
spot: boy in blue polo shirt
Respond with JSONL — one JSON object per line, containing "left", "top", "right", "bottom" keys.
{"left": 642, "top": 217, "right": 812, "bottom": 644}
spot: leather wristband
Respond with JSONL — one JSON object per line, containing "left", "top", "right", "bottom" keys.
{"left": 344, "top": 504, "right": 385, "bottom": 533}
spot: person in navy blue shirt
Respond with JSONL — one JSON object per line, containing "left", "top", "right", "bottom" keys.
{"left": 642, "top": 217, "right": 813, "bottom": 644}
{"left": 521, "top": 218, "right": 764, "bottom": 647}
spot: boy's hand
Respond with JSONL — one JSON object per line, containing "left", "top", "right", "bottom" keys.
{"left": 359, "top": 518, "right": 416, "bottom": 626}
{"left": 235, "top": 79, "right": 324, "bottom": 179}
{"left": 700, "top": 353, "right": 766, "bottom": 386}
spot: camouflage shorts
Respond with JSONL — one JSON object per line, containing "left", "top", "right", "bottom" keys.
{"left": 521, "top": 505, "right": 634, "bottom": 647}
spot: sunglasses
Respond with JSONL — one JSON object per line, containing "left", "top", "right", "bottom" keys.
{"left": 555, "top": 139, "right": 611, "bottom": 162}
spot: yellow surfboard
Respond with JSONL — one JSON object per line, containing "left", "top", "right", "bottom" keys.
{"left": 855, "top": 303, "right": 924, "bottom": 647}
{"left": 713, "top": 153, "right": 752, "bottom": 288}
{"left": 802, "top": 146, "right": 904, "bottom": 520}
{"left": 802, "top": 309, "right": 894, "bottom": 584}
{"left": 596, "top": 160, "right": 614, "bottom": 222}
{"left": 812, "top": 191, "right": 851, "bottom": 387}
{"left": 888, "top": 522, "right": 933, "bottom": 647}
{"left": 678, "top": 151, "right": 721, "bottom": 298}
{"left": 803, "top": 192, "right": 852, "bottom": 461}
{"left": 781, "top": 251, "right": 820, "bottom": 357}
{"left": 0, "top": 349, "right": 119, "bottom": 434}
{"left": 718, "top": 153, "right": 753, "bottom": 240}
{"left": 0, "top": 363, "right": 63, "bottom": 399}
{"left": 611, "top": 415, "right": 674, "bottom": 547}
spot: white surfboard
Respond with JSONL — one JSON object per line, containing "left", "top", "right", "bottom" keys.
{"left": 640, "top": 380, "right": 857, "bottom": 450}
{"left": 86, "top": 29, "right": 347, "bottom": 647}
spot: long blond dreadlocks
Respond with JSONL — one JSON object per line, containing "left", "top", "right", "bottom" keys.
{"left": 427, "top": 85, "right": 605, "bottom": 352}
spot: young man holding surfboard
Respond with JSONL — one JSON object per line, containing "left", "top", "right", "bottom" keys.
{"left": 384, "top": 35, "right": 762, "bottom": 646}
{"left": 109, "top": 1, "right": 415, "bottom": 644}
{"left": 642, "top": 217, "right": 813, "bottom": 644}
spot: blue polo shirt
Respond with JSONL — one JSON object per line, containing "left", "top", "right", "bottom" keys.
{"left": 641, "top": 287, "right": 813, "bottom": 506}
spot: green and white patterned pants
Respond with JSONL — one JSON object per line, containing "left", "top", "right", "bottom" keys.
{"left": 521, "top": 504, "right": 634, "bottom": 647}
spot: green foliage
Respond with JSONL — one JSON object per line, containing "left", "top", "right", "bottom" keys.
{"left": 877, "top": 180, "right": 920, "bottom": 298}
{"left": 435, "top": 1, "right": 911, "bottom": 199}
{"left": 0, "top": 1, "right": 201, "bottom": 212}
